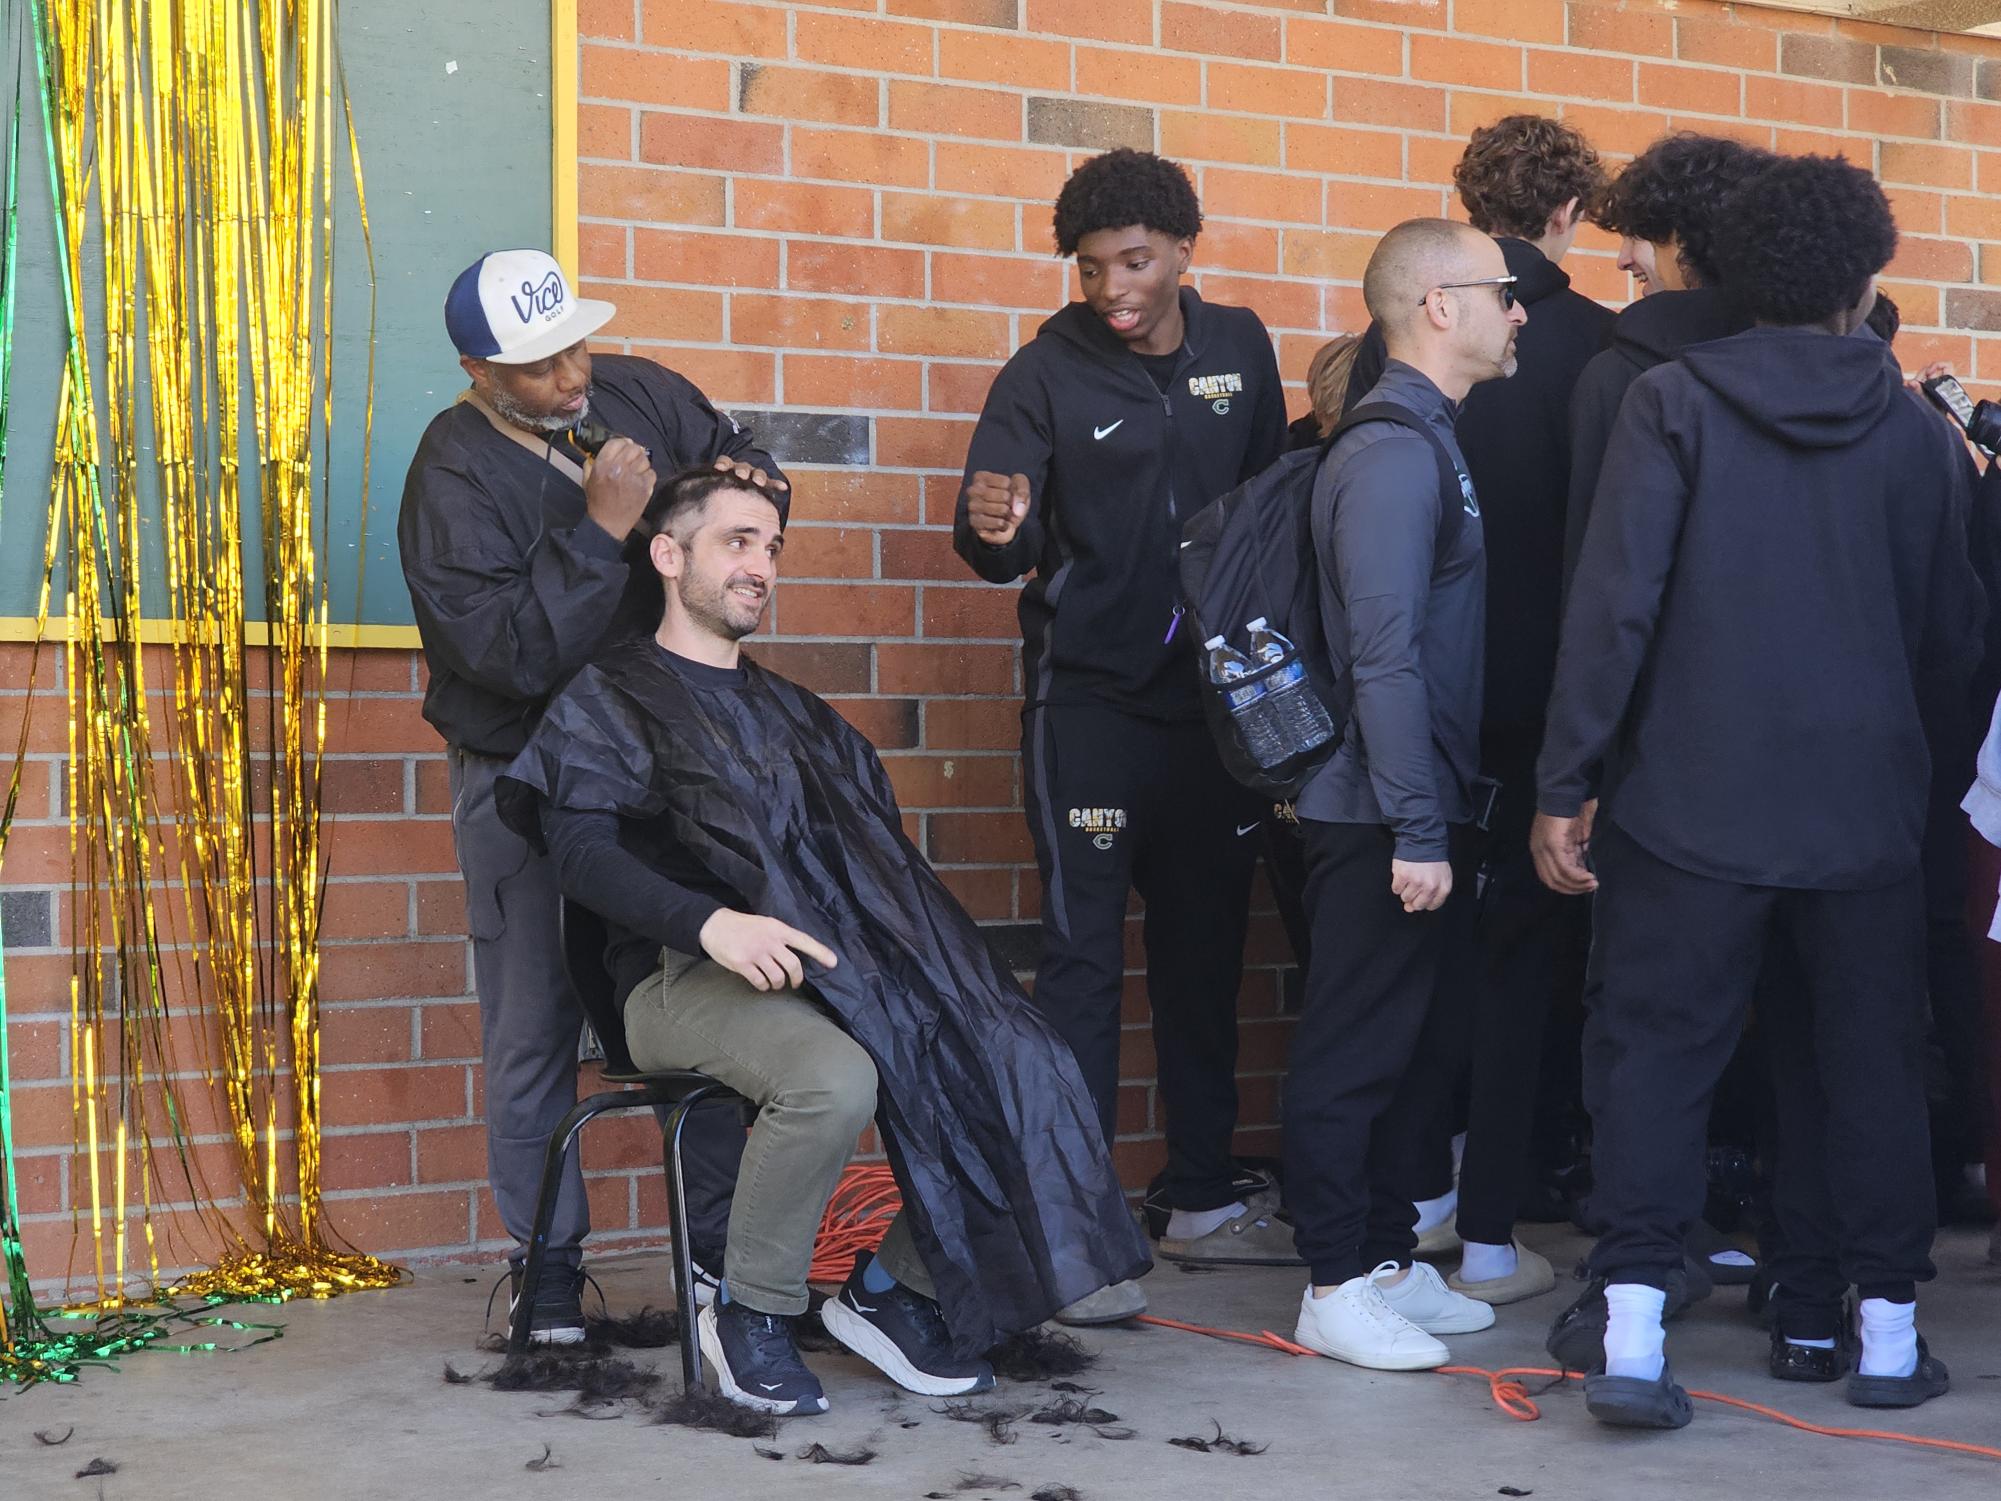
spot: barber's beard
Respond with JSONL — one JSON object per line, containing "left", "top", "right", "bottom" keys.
{"left": 674, "top": 568, "right": 768, "bottom": 643}
{"left": 486, "top": 385, "right": 588, "bottom": 435}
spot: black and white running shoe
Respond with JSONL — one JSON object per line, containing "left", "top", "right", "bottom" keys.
{"left": 697, "top": 1301, "right": 829, "bottom": 1415}
{"left": 819, "top": 1253, "right": 995, "bottom": 1397}
{"left": 507, "top": 1263, "right": 587, "bottom": 1346}
{"left": 679, "top": 1247, "right": 724, "bottom": 1309}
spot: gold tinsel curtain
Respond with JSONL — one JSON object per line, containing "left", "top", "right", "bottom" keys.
{"left": 1, "top": 0, "right": 395, "bottom": 1346}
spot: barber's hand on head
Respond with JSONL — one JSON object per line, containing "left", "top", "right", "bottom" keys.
{"left": 964, "top": 471, "right": 1031, "bottom": 546}
{"left": 1389, "top": 859, "right": 1452, "bottom": 914}
{"left": 1530, "top": 800, "right": 1600, "bottom": 896}
{"left": 583, "top": 435, "right": 656, "bottom": 541}
{"left": 698, "top": 909, "right": 840, "bottom": 993}
{"left": 711, "top": 454, "right": 789, "bottom": 493}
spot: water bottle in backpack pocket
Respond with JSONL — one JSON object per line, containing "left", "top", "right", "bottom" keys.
{"left": 1247, "top": 617, "right": 1336, "bottom": 755}
{"left": 1204, "top": 635, "right": 1289, "bottom": 770}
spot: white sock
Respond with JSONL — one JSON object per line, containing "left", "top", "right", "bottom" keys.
{"left": 1786, "top": 1336, "right": 1836, "bottom": 1350}
{"left": 1708, "top": 1249, "right": 1755, "bottom": 1268}
{"left": 1165, "top": 1201, "right": 1245, "bottom": 1241}
{"left": 1413, "top": 1188, "right": 1457, "bottom": 1235}
{"left": 1858, "top": 1298, "right": 1918, "bottom": 1378}
{"left": 1603, "top": 1283, "right": 1667, "bottom": 1381}
{"left": 1457, "top": 1240, "right": 1517, "bottom": 1283}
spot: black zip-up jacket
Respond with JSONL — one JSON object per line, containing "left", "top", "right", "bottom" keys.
{"left": 954, "top": 288, "right": 1286, "bottom": 722}
{"left": 398, "top": 354, "right": 781, "bottom": 756}
{"left": 1343, "top": 240, "right": 1613, "bottom": 761}
{"left": 1540, "top": 326, "right": 1985, "bottom": 890}
{"left": 1563, "top": 286, "right": 1747, "bottom": 582}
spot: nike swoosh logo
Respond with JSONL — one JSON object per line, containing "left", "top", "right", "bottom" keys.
{"left": 757, "top": 1382, "right": 785, "bottom": 1392}
{"left": 1236, "top": 823, "right": 1260, "bottom": 837}
{"left": 1093, "top": 420, "right": 1123, "bottom": 440}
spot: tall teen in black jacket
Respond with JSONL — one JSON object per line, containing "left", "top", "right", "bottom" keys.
{"left": 954, "top": 152, "right": 1288, "bottom": 1318}
{"left": 1534, "top": 157, "right": 1982, "bottom": 1429}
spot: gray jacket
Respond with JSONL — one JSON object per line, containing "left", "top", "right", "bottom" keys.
{"left": 1295, "top": 361, "right": 1486, "bottom": 860}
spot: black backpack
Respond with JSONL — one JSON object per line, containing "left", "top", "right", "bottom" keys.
{"left": 1179, "top": 403, "right": 1473, "bottom": 799}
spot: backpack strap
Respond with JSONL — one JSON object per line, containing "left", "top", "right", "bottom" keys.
{"left": 1321, "top": 401, "right": 1473, "bottom": 552}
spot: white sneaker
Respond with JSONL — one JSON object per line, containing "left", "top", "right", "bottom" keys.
{"left": 1293, "top": 1266, "right": 1449, "bottom": 1371}
{"left": 1378, "top": 1259, "right": 1496, "bottom": 1334}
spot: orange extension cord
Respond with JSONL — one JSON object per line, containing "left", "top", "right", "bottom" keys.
{"left": 810, "top": 1170, "right": 2000, "bottom": 1465}
{"left": 1135, "top": 1314, "right": 2001, "bottom": 1463}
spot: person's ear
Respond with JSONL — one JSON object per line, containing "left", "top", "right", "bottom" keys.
{"left": 1174, "top": 238, "right": 1193, "bottom": 276}
{"left": 459, "top": 354, "right": 484, "bottom": 383}
{"left": 1420, "top": 288, "right": 1450, "bottom": 332}
{"left": 649, "top": 529, "right": 681, "bottom": 579}
{"left": 1550, "top": 197, "right": 1581, "bottom": 238}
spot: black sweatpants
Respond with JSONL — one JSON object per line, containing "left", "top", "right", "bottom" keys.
{"left": 1022, "top": 702, "right": 1265, "bottom": 1211}
{"left": 1284, "top": 820, "right": 1479, "bottom": 1286}
{"left": 1585, "top": 820, "right": 1935, "bottom": 1302}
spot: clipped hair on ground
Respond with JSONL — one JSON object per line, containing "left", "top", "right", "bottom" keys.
{"left": 1454, "top": 114, "right": 1608, "bottom": 241}
{"left": 1709, "top": 155, "right": 1897, "bottom": 327}
{"left": 1594, "top": 133, "right": 1778, "bottom": 288}
{"left": 1051, "top": 148, "right": 1202, "bottom": 257}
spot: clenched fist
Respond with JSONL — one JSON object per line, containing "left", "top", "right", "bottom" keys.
{"left": 964, "top": 470, "right": 1031, "bottom": 546}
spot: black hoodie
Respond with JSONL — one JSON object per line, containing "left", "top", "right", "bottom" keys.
{"left": 954, "top": 287, "right": 1286, "bottom": 721}
{"left": 1539, "top": 326, "right": 1985, "bottom": 890}
{"left": 1563, "top": 287, "right": 1748, "bottom": 580}
{"left": 1342, "top": 239, "right": 1614, "bottom": 763}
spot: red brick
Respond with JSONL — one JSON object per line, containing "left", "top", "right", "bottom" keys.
{"left": 1201, "top": 273, "right": 1319, "bottom": 330}
{"left": 886, "top": 753, "right": 1017, "bottom": 812}
{"left": 927, "top": 811, "right": 1033, "bottom": 863}
{"left": 1333, "top": 76, "right": 1447, "bottom": 132}
{"left": 588, "top": 283, "right": 725, "bottom": 343}
{"left": 418, "top": 1001, "right": 481, "bottom": 1061}
{"left": 1676, "top": 16, "right": 1777, "bottom": 73}
{"left": 1637, "top": 63, "right": 1741, "bottom": 116}
{"left": 1203, "top": 167, "right": 1321, "bottom": 226}
{"left": 778, "top": 527, "right": 876, "bottom": 582}
{"left": 733, "top": 179, "right": 874, "bottom": 239}
{"left": 1745, "top": 76, "right": 1844, "bottom": 129}
{"left": 939, "top": 31, "right": 1069, "bottom": 92}
{"left": 934, "top": 142, "right": 1070, "bottom": 203}
{"left": 879, "top": 306, "right": 1012, "bottom": 359}
{"left": 1025, "top": 0, "right": 1153, "bottom": 46}
{"left": 320, "top": 940, "right": 466, "bottom": 1003}
{"left": 1411, "top": 34, "right": 1523, "bottom": 89}
{"left": 579, "top": 46, "right": 730, "bottom": 112}
{"left": 1163, "top": 111, "right": 1280, "bottom": 168}
{"left": 882, "top": 191, "right": 1019, "bottom": 251}
{"left": 923, "top": 697, "right": 1021, "bottom": 750}
{"left": 731, "top": 294, "right": 870, "bottom": 352}
{"left": 636, "top": 113, "right": 784, "bottom": 173}
{"left": 792, "top": 126, "right": 930, "bottom": 190}
{"left": 788, "top": 471, "right": 923, "bottom": 526}
{"left": 931, "top": 251, "right": 1067, "bottom": 309}
{"left": 1208, "top": 63, "right": 1328, "bottom": 121}
{"left": 787, "top": 241, "right": 925, "bottom": 301}
{"left": 795, "top": 11, "right": 935, "bottom": 76}
{"left": 322, "top": 1063, "right": 472, "bottom": 1130}
{"left": 322, "top": 1130, "right": 414, "bottom": 1192}
{"left": 578, "top": 222, "right": 628, "bottom": 279}
{"left": 1891, "top": 235, "right": 1976, "bottom": 283}
{"left": 580, "top": 166, "right": 725, "bottom": 226}
{"left": 1280, "top": 229, "right": 1376, "bottom": 281}
{"left": 928, "top": 361, "right": 1005, "bottom": 415}
{"left": 774, "top": 584, "right": 917, "bottom": 639}
{"left": 1285, "top": 16, "right": 1407, "bottom": 75}
{"left": 324, "top": 1186, "right": 472, "bottom": 1252}
{"left": 322, "top": 880, "right": 412, "bottom": 941}
{"left": 632, "top": 344, "right": 776, "bottom": 406}
{"left": 1881, "top": 141, "right": 1974, "bottom": 191}
{"left": 889, "top": 81, "right": 1021, "bottom": 141}
{"left": 749, "top": 641, "right": 873, "bottom": 694}
{"left": 785, "top": 352, "right": 924, "bottom": 411}
{"left": 889, "top": 0, "right": 1019, "bottom": 25}
{"left": 1327, "top": 180, "right": 1447, "bottom": 233}
{"left": 740, "top": 64, "right": 880, "bottom": 127}
{"left": 876, "top": 415, "right": 979, "bottom": 468}
{"left": 1332, "top": 0, "right": 1444, "bottom": 27}
{"left": 640, "top": 0, "right": 787, "bottom": 57}
{"left": 1161, "top": 2, "right": 1278, "bottom": 61}
{"left": 922, "top": 586, "right": 1021, "bottom": 639}
{"left": 832, "top": 698, "right": 921, "bottom": 752}
{"left": 876, "top": 527, "right": 959, "bottom": 582}
{"left": 1200, "top": 220, "right": 1282, "bottom": 274}
{"left": 936, "top": 865, "right": 1015, "bottom": 920}
{"left": 1557, "top": 103, "right": 1672, "bottom": 159}
{"left": 1527, "top": 48, "right": 1635, "bottom": 103}
{"left": 323, "top": 817, "right": 458, "bottom": 879}
{"left": 414, "top": 1122, "right": 489, "bottom": 1185}
{"left": 579, "top": 0, "right": 636, "bottom": 43}
{"left": 1073, "top": 48, "right": 1202, "bottom": 108}
{"left": 1947, "top": 100, "right": 2001, "bottom": 151}
{"left": 1568, "top": 3, "right": 1673, "bottom": 58}
{"left": 634, "top": 228, "right": 779, "bottom": 289}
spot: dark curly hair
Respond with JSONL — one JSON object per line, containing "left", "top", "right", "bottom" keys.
{"left": 1052, "top": 148, "right": 1202, "bottom": 257}
{"left": 1594, "top": 133, "right": 1777, "bottom": 288}
{"left": 1454, "top": 115, "right": 1608, "bottom": 241}
{"left": 1709, "top": 155, "right": 1897, "bottom": 327}
{"left": 1864, "top": 289, "right": 1900, "bottom": 344}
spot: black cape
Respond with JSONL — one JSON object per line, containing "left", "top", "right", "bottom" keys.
{"left": 496, "top": 639, "right": 1151, "bottom": 1355}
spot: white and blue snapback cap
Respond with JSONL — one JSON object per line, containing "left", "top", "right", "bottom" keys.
{"left": 445, "top": 249, "right": 615, "bottom": 364}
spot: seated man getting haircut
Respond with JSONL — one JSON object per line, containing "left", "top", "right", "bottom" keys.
{"left": 498, "top": 467, "right": 1148, "bottom": 1416}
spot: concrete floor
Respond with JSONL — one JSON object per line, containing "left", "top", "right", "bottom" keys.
{"left": 4, "top": 1225, "right": 1998, "bottom": 1501}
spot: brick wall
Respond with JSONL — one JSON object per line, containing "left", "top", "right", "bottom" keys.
{"left": 10, "top": 0, "right": 2001, "bottom": 1285}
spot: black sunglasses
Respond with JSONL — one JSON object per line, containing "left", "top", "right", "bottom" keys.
{"left": 1421, "top": 275, "right": 1519, "bottom": 311}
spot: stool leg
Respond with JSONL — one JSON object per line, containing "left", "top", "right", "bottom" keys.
{"left": 664, "top": 1096, "right": 704, "bottom": 1390}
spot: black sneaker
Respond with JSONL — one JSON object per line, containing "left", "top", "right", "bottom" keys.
{"left": 1545, "top": 1265, "right": 1706, "bottom": 1372}
{"left": 697, "top": 1301, "right": 829, "bottom": 1415}
{"left": 508, "top": 1263, "right": 587, "bottom": 1346}
{"left": 819, "top": 1253, "right": 995, "bottom": 1397}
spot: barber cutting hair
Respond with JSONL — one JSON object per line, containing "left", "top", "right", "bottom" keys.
{"left": 398, "top": 248, "right": 785, "bottom": 1344}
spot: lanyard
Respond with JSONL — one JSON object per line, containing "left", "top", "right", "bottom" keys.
{"left": 457, "top": 388, "right": 586, "bottom": 487}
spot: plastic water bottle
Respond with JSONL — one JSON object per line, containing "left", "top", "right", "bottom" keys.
{"left": 1205, "top": 635, "right": 1286, "bottom": 769}
{"left": 1247, "top": 618, "right": 1335, "bottom": 755}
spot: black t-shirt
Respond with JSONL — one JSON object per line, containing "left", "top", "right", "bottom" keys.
{"left": 1135, "top": 348, "right": 1181, "bottom": 394}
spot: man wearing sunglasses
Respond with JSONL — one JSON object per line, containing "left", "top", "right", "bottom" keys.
{"left": 1283, "top": 219, "right": 1524, "bottom": 1371}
